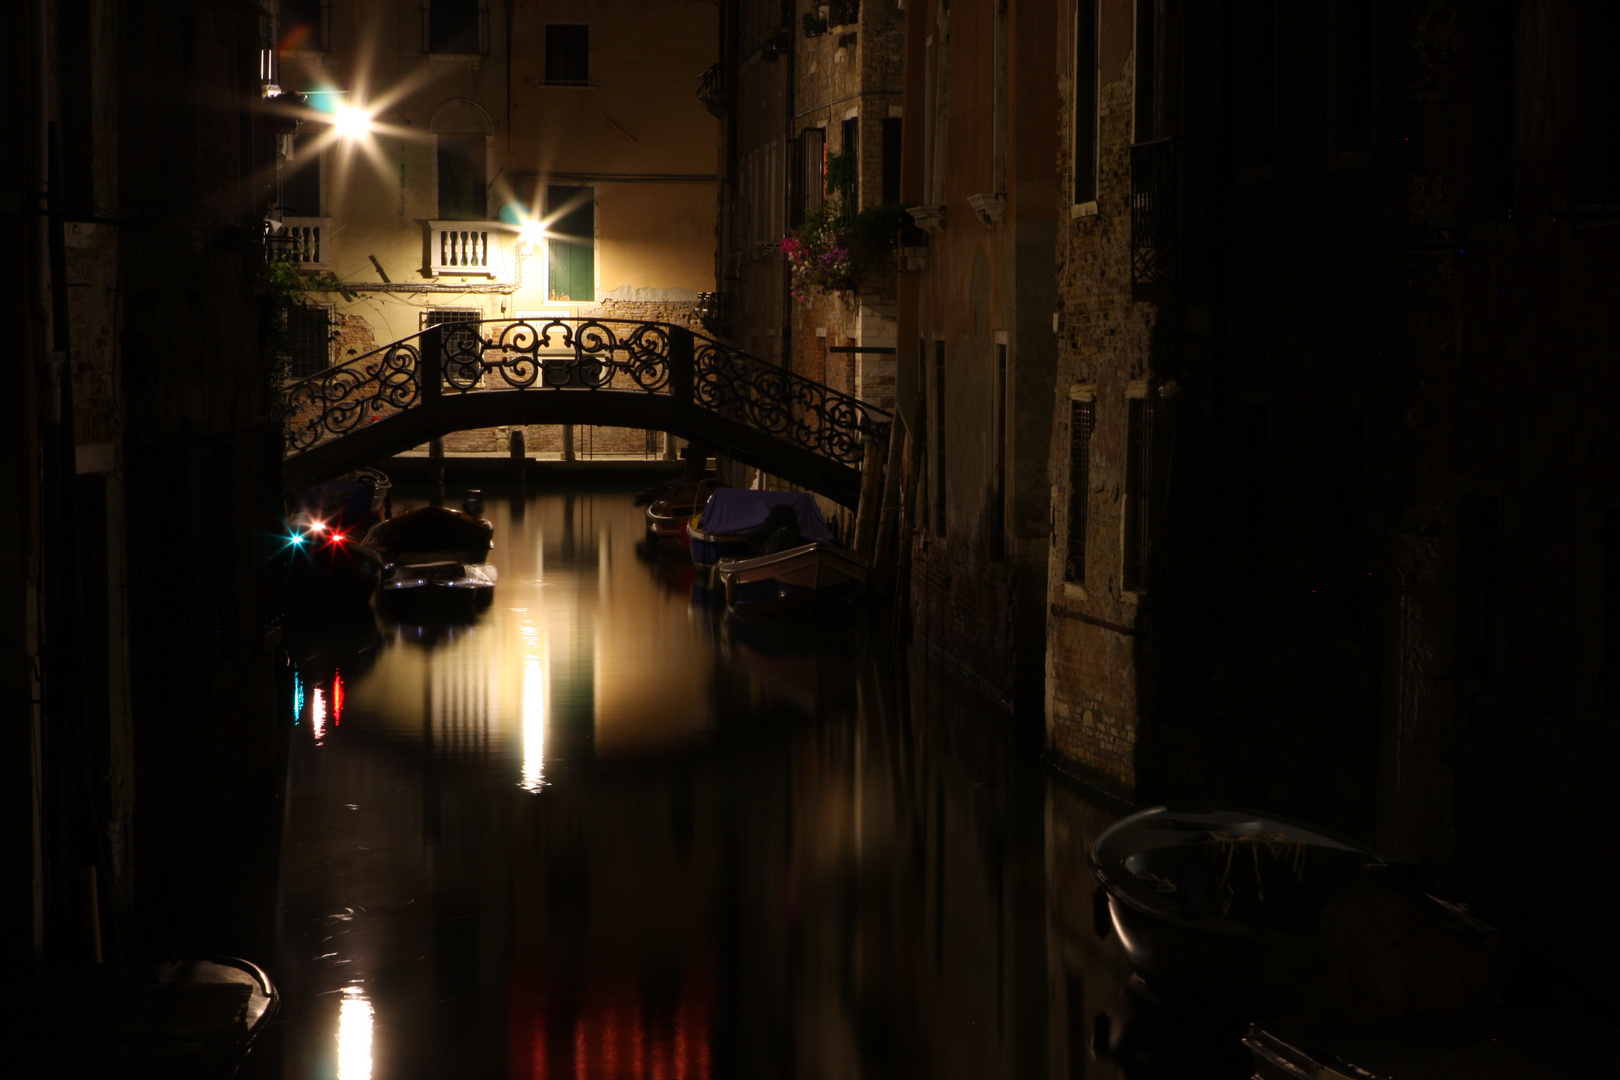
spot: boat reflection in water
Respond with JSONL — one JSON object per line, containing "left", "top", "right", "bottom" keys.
{"left": 274, "top": 481, "right": 1154, "bottom": 1080}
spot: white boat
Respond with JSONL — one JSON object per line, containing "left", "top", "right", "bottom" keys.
{"left": 717, "top": 540, "right": 867, "bottom": 616}
{"left": 377, "top": 559, "right": 497, "bottom": 610}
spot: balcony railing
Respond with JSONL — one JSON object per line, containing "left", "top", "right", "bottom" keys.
{"left": 1130, "top": 138, "right": 1182, "bottom": 293}
{"left": 270, "top": 216, "right": 331, "bottom": 268}
{"left": 429, "top": 221, "right": 504, "bottom": 277}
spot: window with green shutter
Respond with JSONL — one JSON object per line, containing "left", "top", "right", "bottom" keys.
{"left": 546, "top": 185, "right": 595, "bottom": 302}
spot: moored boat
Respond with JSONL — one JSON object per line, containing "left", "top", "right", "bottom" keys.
{"left": 718, "top": 540, "right": 867, "bottom": 616}
{"left": 1090, "top": 806, "right": 1495, "bottom": 1014}
{"left": 687, "top": 487, "right": 835, "bottom": 568}
{"left": 377, "top": 559, "right": 497, "bottom": 611}
{"left": 644, "top": 478, "right": 718, "bottom": 548}
{"left": 366, "top": 504, "right": 497, "bottom": 613}
{"left": 283, "top": 468, "right": 393, "bottom": 612}
{"left": 366, "top": 504, "right": 493, "bottom": 565}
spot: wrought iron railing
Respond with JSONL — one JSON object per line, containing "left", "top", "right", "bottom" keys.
{"left": 1130, "top": 138, "right": 1182, "bottom": 291}
{"left": 280, "top": 317, "right": 892, "bottom": 466}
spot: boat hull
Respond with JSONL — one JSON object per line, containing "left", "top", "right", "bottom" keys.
{"left": 1091, "top": 806, "right": 1388, "bottom": 1011}
{"left": 377, "top": 561, "right": 497, "bottom": 614}
{"left": 686, "top": 522, "right": 754, "bottom": 567}
{"left": 718, "top": 541, "right": 867, "bottom": 616}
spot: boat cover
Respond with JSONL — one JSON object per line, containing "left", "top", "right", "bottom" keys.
{"left": 698, "top": 489, "right": 833, "bottom": 541}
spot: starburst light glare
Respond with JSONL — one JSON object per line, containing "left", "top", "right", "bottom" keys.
{"left": 333, "top": 104, "right": 373, "bottom": 139}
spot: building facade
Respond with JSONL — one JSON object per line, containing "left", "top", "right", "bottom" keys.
{"left": 712, "top": 1, "right": 906, "bottom": 458}
{"left": 270, "top": 0, "right": 718, "bottom": 458}
{"left": 895, "top": 0, "right": 1060, "bottom": 717}
{"left": 3, "top": 0, "right": 287, "bottom": 971}
{"left": 1045, "top": 0, "right": 1620, "bottom": 993}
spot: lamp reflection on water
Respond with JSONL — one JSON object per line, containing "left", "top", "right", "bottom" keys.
{"left": 519, "top": 621, "right": 548, "bottom": 792}
{"left": 337, "top": 984, "right": 374, "bottom": 1080}
{"left": 311, "top": 686, "right": 328, "bottom": 744}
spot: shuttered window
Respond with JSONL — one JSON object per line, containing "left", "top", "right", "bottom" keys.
{"left": 546, "top": 186, "right": 595, "bottom": 302}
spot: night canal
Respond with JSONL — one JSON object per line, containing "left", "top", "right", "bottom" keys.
{"left": 238, "top": 479, "right": 1193, "bottom": 1080}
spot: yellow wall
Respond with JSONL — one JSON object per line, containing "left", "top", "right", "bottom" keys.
{"left": 274, "top": 0, "right": 716, "bottom": 351}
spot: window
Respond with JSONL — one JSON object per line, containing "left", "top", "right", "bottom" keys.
{"left": 1123, "top": 391, "right": 1155, "bottom": 591}
{"left": 278, "top": 0, "right": 328, "bottom": 53}
{"left": 933, "top": 340, "right": 947, "bottom": 535}
{"left": 545, "top": 24, "right": 590, "bottom": 85}
{"left": 546, "top": 185, "right": 595, "bottom": 302}
{"left": 437, "top": 135, "right": 487, "bottom": 220}
{"left": 286, "top": 304, "right": 330, "bottom": 380}
{"left": 423, "top": 308, "right": 481, "bottom": 386}
{"left": 842, "top": 116, "right": 860, "bottom": 206}
{"left": 1073, "top": 0, "right": 1099, "bottom": 204}
{"left": 793, "top": 127, "right": 826, "bottom": 226}
{"left": 1065, "top": 395, "right": 1095, "bottom": 583}
{"left": 1134, "top": 0, "right": 1160, "bottom": 143}
{"left": 282, "top": 130, "right": 321, "bottom": 216}
{"left": 881, "top": 117, "right": 902, "bottom": 204}
{"left": 427, "top": 0, "right": 482, "bottom": 55}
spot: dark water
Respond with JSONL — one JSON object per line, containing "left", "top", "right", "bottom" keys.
{"left": 256, "top": 482, "right": 1231, "bottom": 1080}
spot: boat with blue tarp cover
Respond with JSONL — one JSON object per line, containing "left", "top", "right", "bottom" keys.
{"left": 687, "top": 487, "right": 834, "bottom": 568}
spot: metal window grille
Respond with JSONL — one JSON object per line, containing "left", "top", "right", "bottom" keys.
{"left": 423, "top": 309, "right": 482, "bottom": 387}
{"left": 1130, "top": 138, "right": 1181, "bottom": 290}
{"left": 1065, "top": 399, "right": 1095, "bottom": 582}
{"left": 1123, "top": 395, "right": 1155, "bottom": 591}
{"left": 286, "top": 304, "right": 331, "bottom": 380}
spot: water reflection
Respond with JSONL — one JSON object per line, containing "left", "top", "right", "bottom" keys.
{"left": 272, "top": 482, "right": 1161, "bottom": 1079}
{"left": 336, "top": 986, "right": 374, "bottom": 1080}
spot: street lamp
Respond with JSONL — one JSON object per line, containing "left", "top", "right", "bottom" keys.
{"left": 333, "top": 104, "right": 373, "bottom": 139}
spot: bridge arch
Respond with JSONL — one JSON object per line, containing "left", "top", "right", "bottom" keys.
{"left": 280, "top": 318, "right": 891, "bottom": 506}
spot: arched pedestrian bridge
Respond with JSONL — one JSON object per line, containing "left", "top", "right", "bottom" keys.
{"left": 281, "top": 318, "right": 893, "bottom": 506}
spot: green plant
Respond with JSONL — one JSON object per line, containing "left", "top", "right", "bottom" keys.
{"left": 261, "top": 255, "right": 367, "bottom": 415}
{"left": 780, "top": 153, "right": 903, "bottom": 302}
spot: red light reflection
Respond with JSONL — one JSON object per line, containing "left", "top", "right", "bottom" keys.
{"left": 510, "top": 971, "right": 711, "bottom": 1080}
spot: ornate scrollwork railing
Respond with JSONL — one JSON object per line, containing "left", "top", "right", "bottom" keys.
{"left": 692, "top": 339, "right": 889, "bottom": 464}
{"left": 280, "top": 318, "right": 891, "bottom": 466}
{"left": 281, "top": 340, "right": 423, "bottom": 452}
